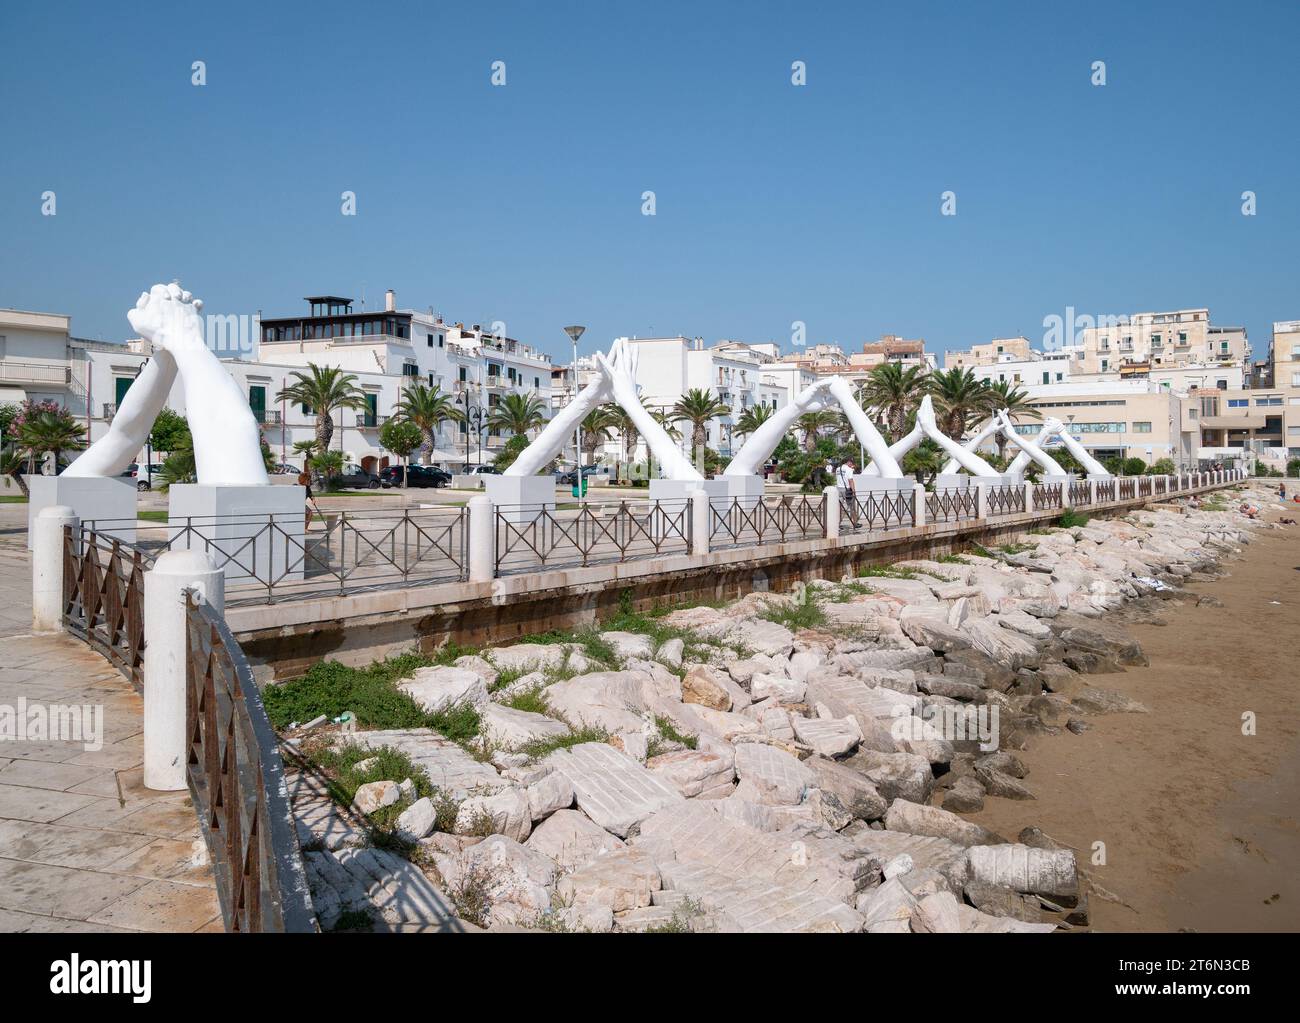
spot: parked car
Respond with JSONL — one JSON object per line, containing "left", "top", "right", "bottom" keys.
{"left": 274, "top": 462, "right": 300, "bottom": 475}
{"left": 380, "top": 465, "right": 450, "bottom": 489}
{"left": 556, "top": 465, "right": 605, "bottom": 486}
{"left": 119, "top": 463, "right": 152, "bottom": 491}
{"left": 334, "top": 463, "right": 381, "bottom": 489}
{"left": 465, "top": 465, "right": 501, "bottom": 476}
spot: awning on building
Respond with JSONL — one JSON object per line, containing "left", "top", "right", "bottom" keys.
{"left": 1200, "top": 414, "right": 1266, "bottom": 430}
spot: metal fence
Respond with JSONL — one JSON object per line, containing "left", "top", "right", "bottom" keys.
{"left": 840, "top": 488, "right": 915, "bottom": 532}
{"left": 1068, "top": 481, "right": 1090, "bottom": 506}
{"left": 925, "top": 486, "right": 978, "bottom": 523}
{"left": 1119, "top": 478, "right": 1137, "bottom": 500}
{"left": 1095, "top": 479, "right": 1117, "bottom": 502}
{"left": 185, "top": 594, "right": 316, "bottom": 932}
{"left": 711, "top": 495, "right": 826, "bottom": 547}
{"left": 1033, "top": 482, "right": 1063, "bottom": 511}
{"left": 62, "top": 526, "right": 146, "bottom": 687}
{"left": 495, "top": 500, "right": 691, "bottom": 574}
{"left": 984, "top": 483, "right": 1026, "bottom": 516}
{"left": 82, "top": 507, "right": 468, "bottom": 606}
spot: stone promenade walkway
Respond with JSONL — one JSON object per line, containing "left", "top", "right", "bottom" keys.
{"left": 0, "top": 539, "right": 221, "bottom": 932}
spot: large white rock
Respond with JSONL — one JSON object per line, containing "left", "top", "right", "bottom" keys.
{"left": 647, "top": 749, "right": 735, "bottom": 798}
{"left": 728, "top": 619, "right": 795, "bottom": 657}
{"left": 547, "top": 742, "right": 684, "bottom": 837}
{"left": 347, "top": 729, "right": 509, "bottom": 800}
{"left": 455, "top": 786, "right": 533, "bottom": 842}
{"left": 479, "top": 702, "right": 569, "bottom": 748}
{"left": 732, "top": 743, "right": 815, "bottom": 806}
{"left": 441, "top": 835, "right": 558, "bottom": 928}
{"left": 751, "top": 672, "right": 807, "bottom": 703}
{"left": 967, "top": 843, "right": 1079, "bottom": 899}
{"left": 544, "top": 671, "right": 655, "bottom": 735}
{"left": 600, "top": 631, "right": 656, "bottom": 660}
{"left": 524, "top": 809, "right": 626, "bottom": 870}
{"left": 791, "top": 716, "right": 861, "bottom": 758}
{"left": 399, "top": 666, "right": 490, "bottom": 715}
{"left": 525, "top": 771, "right": 575, "bottom": 821}
{"left": 884, "top": 798, "right": 1000, "bottom": 848}
{"left": 556, "top": 847, "right": 662, "bottom": 912}
{"left": 394, "top": 797, "right": 437, "bottom": 842}
{"left": 352, "top": 780, "right": 400, "bottom": 815}
{"left": 486, "top": 643, "right": 570, "bottom": 672}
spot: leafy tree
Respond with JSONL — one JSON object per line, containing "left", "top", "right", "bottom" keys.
{"left": 797, "top": 409, "right": 841, "bottom": 452}
{"left": 608, "top": 407, "right": 640, "bottom": 482}
{"left": 156, "top": 445, "right": 197, "bottom": 488}
{"left": 580, "top": 405, "right": 620, "bottom": 465}
{"left": 15, "top": 409, "right": 86, "bottom": 475}
{"left": 148, "top": 406, "right": 191, "bottom": 454}
{"left": 903, "top": 437, "right": 945, "bottom": 486}
{"left": 492, "top": 433, "right": 533, "bottom": 472}
{"left": 1122, "top": 456, "right": 1148, "bottom": 476}
{"left": 671, "top": 389, "right": 730, "bottom": 456}
{"left": 486, "top": 392, "right": 547, "bottom": 436}
{"left": 1149, "top": 457, "right": 1176, "bottom": 475}
{"left": 291, "top": 439, "right": 321, "bottom": 464}
{"left": 393, "top": 382, "right": 461, "bottom": 465}
{"left": 927, "top": 367, "right": 991, "bottom": 440}
{"left": 275, "top": 364, "right": 367, "bottom": 451}
{"left": 310, "top": 450, "right": 345, "bottom": 490}
{"left": 380, "top": 419, "right": 423, "bottom": 485}
{"left": 858, "top": 363, "right": 928, "bottom": 442}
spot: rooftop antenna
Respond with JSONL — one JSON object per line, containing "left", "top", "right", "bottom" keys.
{"left": 360, "top": 283, "right": 366, "bottom": 311}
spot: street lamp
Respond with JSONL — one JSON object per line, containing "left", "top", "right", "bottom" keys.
{"left": 564, "top": 325, "right": 585, "bottom": 499}
{"left": 457, "top": 389, "right": 487, "bottom": 469}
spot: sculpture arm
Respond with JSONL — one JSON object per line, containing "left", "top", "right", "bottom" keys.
{"left": 596, "top": 343, "right": 703, "bottom": 481}
{"left": 64, "top": 348, "right": 177, "bottom": 478}
{"left": 724, "top": 379, "right": 834, "bottom": 476}
{"left": 1052, "top": 430, "right": 1109, "bottom": 475}
{"left": 1007, "top": 422, "right": 1054, "bottom": 475}
{"left": 997, "top": 412, "right": 1064, "bottom": 475}
{"left": 916, "top": 396, "right": 1002, "bottom": 478}
{"left": 939, "top": 415, "right": 1002, "bottom": 475}
{"left": 826, "top": 377, "right": 904, "bottom": 477}
{"left": 862, "top": 420, "right": 924, "bottom": 476}
{"left": 506, "top": 374, "right": 610, "bottom": 477}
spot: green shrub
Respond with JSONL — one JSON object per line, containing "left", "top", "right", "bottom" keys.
{"left": 1057, "top": 507, "right": 1091, "bottom": 529}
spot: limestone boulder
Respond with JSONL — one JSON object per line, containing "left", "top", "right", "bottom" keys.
{"left": 523, "top": 809, "right": 626, "bottom": 870}
{"left": 399, "top": 666, "right": 490, "bottom": 715}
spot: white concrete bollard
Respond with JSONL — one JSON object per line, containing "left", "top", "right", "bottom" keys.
{"left": 689, "top": 489, "right": 710, "bottom": 556}
{"left": 467, "top": 495, "right": 494, "bottom": 583}
{"left": 823, "top": 485, "right": 840, "bottom": 539}
{"left": 32, "top": 505, "right": 78, "bottom": 634}
{"left": 912, "top": 484, "right": 927, "bottom": 528}
{"left": 1088, "top": 479, "right": 1098, "bottom": 506}
{"left": 974, "top": 482, "right": 988, "bottom": 520}
{"left": 143, "top": 550, "right": 224, "bottom": 792}
{"left": 1023, "top": 481, "right": 1035, "bottom": 514}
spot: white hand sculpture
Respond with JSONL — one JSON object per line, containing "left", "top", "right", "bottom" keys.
{"left": 997, "top": 410, "right": 1065, "bottom": 476}
{"left": 725, "top": 378, "right": 835, "bottom": 477}
{"left": 939, "top": 413, "right": 1003, "bottom": 475}
{"left": 504, "top": 341, "right": 614, "bottom": 477}
{"left": 826, "top": 376, "right": 904, "bottom": 478}
{"left": 913, "top": 395, "right": 1002, "bottom": 478}
{"left": 596, "top": 342, "right": 703, "bottom": 481}
{"left": 66, "top": 283, "right": 268, "bottom": 486}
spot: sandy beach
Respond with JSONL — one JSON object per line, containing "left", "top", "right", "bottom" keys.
{"left": 968, "top": 504, "right": 1300, "bottom": 931}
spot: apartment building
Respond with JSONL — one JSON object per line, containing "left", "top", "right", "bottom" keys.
{"left": 943, "top": 336, "right": 1034, "bottom": 369}
{"left": 1073, "top": 308, "right": 1249, "bottom": 377}
{"left": 0, "top": 308, "right": 76, "bottom": 408}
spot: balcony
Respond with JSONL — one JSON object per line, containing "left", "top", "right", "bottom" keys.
{"left": 102, "top": 402, "right": 117, "bottom": 420}
{"left": 356, "top": 413, "right": 389, "bottom": 429}
{"left": 0, "top": 360, "right": 70, "bottom": 386}
{"left": 251, "top": 409, "right": 282, "bottom": 425}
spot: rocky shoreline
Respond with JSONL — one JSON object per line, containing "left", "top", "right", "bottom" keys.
{"left": 286, "top": 483, "right": 1271, "bottom": 933}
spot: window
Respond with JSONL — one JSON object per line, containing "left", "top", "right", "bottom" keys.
{"left": 534, "top": 376, "right": 540, "bottom": 389}
{"left": 1055, "top": 373, "right": 1063, "bottom": 382}
{"left": 1151, "top": 334, "right": 1161, "bottom": 346}
{"left": 1227, "top": 399, "right": 1249, "bottom": 408}
{"left": 1255, "top": 396, "right": 1283, "bottom": 406}
{"left": 1042, "top": 372, "right": 1050, "bottom": 384}
{"left": 1101, "top": 359, "right": 1109, "bottom": 372}
{"left": 1179, "top": 331, "right": 1187, "bottom": 343}
{"left": 1217, "top": 379, "right": 1228, "bottom": 390}
{"left": 459, "top": 367, "right": 468, "bottom": 382}
{"left": 248, "top": 385, "right": 266, "bottom": 423}
{"left": 1132, "top": 422, "right": 1152, "bottom": 433}
{"left": 114, "top": 377, "right": 133, "bottom": 407}
{"left": 1292, "top": 372, "right": 1300, "bottom": 387}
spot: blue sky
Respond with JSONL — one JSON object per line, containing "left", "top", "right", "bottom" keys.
{"left": 1, "top": 0, "right": 1297, "bottom": 362}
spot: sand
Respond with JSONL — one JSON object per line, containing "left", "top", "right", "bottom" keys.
{"left": 965, "top": 505, "right": 1300, "bottom": 931}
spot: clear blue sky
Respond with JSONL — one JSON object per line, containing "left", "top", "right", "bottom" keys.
{"left": 1, "top": 0, "right": 1296, "bottom": 362}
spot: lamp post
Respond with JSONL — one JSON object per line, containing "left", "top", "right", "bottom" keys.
{"left": 457, "top": 390, "right": 486, "bottom": 470}
{"left": 564, "top": 325, "right": 586, "bottom": 500}
{"left": 134, "top": 361, "right": 153, "bottom": 489}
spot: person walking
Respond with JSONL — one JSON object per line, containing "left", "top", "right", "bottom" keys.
{"left": 836, "top": 458, "right": 858, "bottom": 526}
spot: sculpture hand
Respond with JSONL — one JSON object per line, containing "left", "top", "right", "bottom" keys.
{"left": 795, "top": 377, "right": 836, "bottom": 411}
{"left": 916, "top": 394, "right": 939, "bottom": 430}
{"left": 128, "top": 283, "right": 204, "bottom": 354}
{"left": 595, "top": 338, "right": 640, "bottom": 407}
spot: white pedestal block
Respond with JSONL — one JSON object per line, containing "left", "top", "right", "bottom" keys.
{"left": 486, "top": 475, "right": 558, "bottom": 524}
{"left": 27, "top": 475, "right": 136, "bottom": 550}
{"left": 933, "top": 474, "right": 971, "bottom": 490}
{"left": 168, "top": 484, "right": 305, "bottom": 586}
{"left": 1042, "top": 474, "right": 1070, "bottom": 486}
{"left": 649, "top": 478, "right": 730, "bottom": 510}
{"left": 724, "top": 474, "right": 767, "bottom": 508}
{"left": 1085, "top": 473, "right": 1113, "bottom": 481}
{"left": 852, "top": 474, "right": 912, "bottom": 493}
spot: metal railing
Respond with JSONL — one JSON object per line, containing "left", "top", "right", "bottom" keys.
{"left": 985, "top": 483, "right": 1026, "bottom": 516}
{"left": 712, "top": 494, "right": 825, "bottom": 547}
{"left": 1033, "top": 482, "right": 1063, "bottom": 511}
{"left": 184, "top": 592, "right": 316, "bottom": 932}
{"left": 62, "top": 526, "right": 146, "bottom": 687}
{"left": 1119, "top": 478, "right": 1137, "bottom": 500}
{"left": 82, "top": 507, "right": 468, "bottom": 606}
{"left": 840, "top": 488, "right": 914, "bottom": 532}
{"left": 925, "top": 486, "right": 978, "bottom": 523}
{"left": 1096, "top": 479, "right": 1117, "bottom": 502}
{"left": 1068, "top": 481, "right": 1090, "bottom": 506}
{"left": 495, "top": 500, "right": 691, "bottom": 574}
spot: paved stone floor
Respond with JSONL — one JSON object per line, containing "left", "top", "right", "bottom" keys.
{"left": 0, "top": 528, "right": 222, "bottom": 933}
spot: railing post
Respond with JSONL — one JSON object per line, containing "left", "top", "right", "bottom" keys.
{"left": 689, "top": 489, "right": 710, "bottom": 556}
{"left": 974, "top": 481, "right": 988, "bottom": 521}
{"left": 912, "top": 483, "right": 926, "bottom": 528}
{"left": 33, "top": 505, "right": 78, "bottom": 634}
{"left": 1023, "top": 481, "right": 1035, "bottom": 514}
{"left": 823, "top": 485, "right": 840, "bottom": 540}
{"left": 467, "top": 495, "right": 494, "bottom": 582}
{"left": 1088, "top": 479, "right": 1098, "bottom": 506}
{"left": 143, "top": 550, "right": 224, "bottom": 792}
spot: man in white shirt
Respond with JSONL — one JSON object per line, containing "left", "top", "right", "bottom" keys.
{"left": 835, "top": 459, "right": 857, "bottom": 525}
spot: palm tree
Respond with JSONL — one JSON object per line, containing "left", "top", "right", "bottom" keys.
{"left": 858, "top": 363, "right": 928, "bottom": 442}
{"left": 291, "top": 439, "right": 321, "bottom": 465}
{"left": 735, "top": 403, "right": 775, "bottom": 439}
{"left": 672, "top": 389, "right": 730, "bottom": 456}
{"left": 649, "top": 408, "right": 682, "bottom": 442}
{"left": 393, "top": 382, "right": 461, "bottom": 465}
{"left": 927, "top": 367, "right": 991, "bottom": 441}
{"left": 982, "top": 379, "right": 1042, "bottom": 461}
{"left": 796, "top": 409, "right": 841, "bottom": 452}
{"left": 16, "top": 411, "right": 86, "bottom": 475}
{"left": 486, "top": 392, "right": 547, "bottom": 437}
{"left": 580, "top": 405, "right": 620, "bottom": 466}
{"left": 275, "top": 364, "right": 366, "bottom": 452}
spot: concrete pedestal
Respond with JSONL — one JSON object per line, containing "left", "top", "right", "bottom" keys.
{"left": 1043, "top": 474, "right": 1072, "bottom": 486}
{"left": 27, "top": 475, "right": 135, "bottom": 549}
{"left": 724, "top": 474, "right": 767, "bottom": 508}
{"left": 485, "top": 475, "right": 558, "bottom": 524}
{"left": 933, "top": 474, "right": 971, "bottom": 490}
{"left": 649, "top": 478, "right": 730, "bottom": 510}
{"left": 1085, "top": 473, "right": 1113, "bottom": 481}
{"left": 168, "top": 484, "right": 305, "bottom": 586}
{"left": 852, "top": 474, "right": 913, "bottom": 493}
